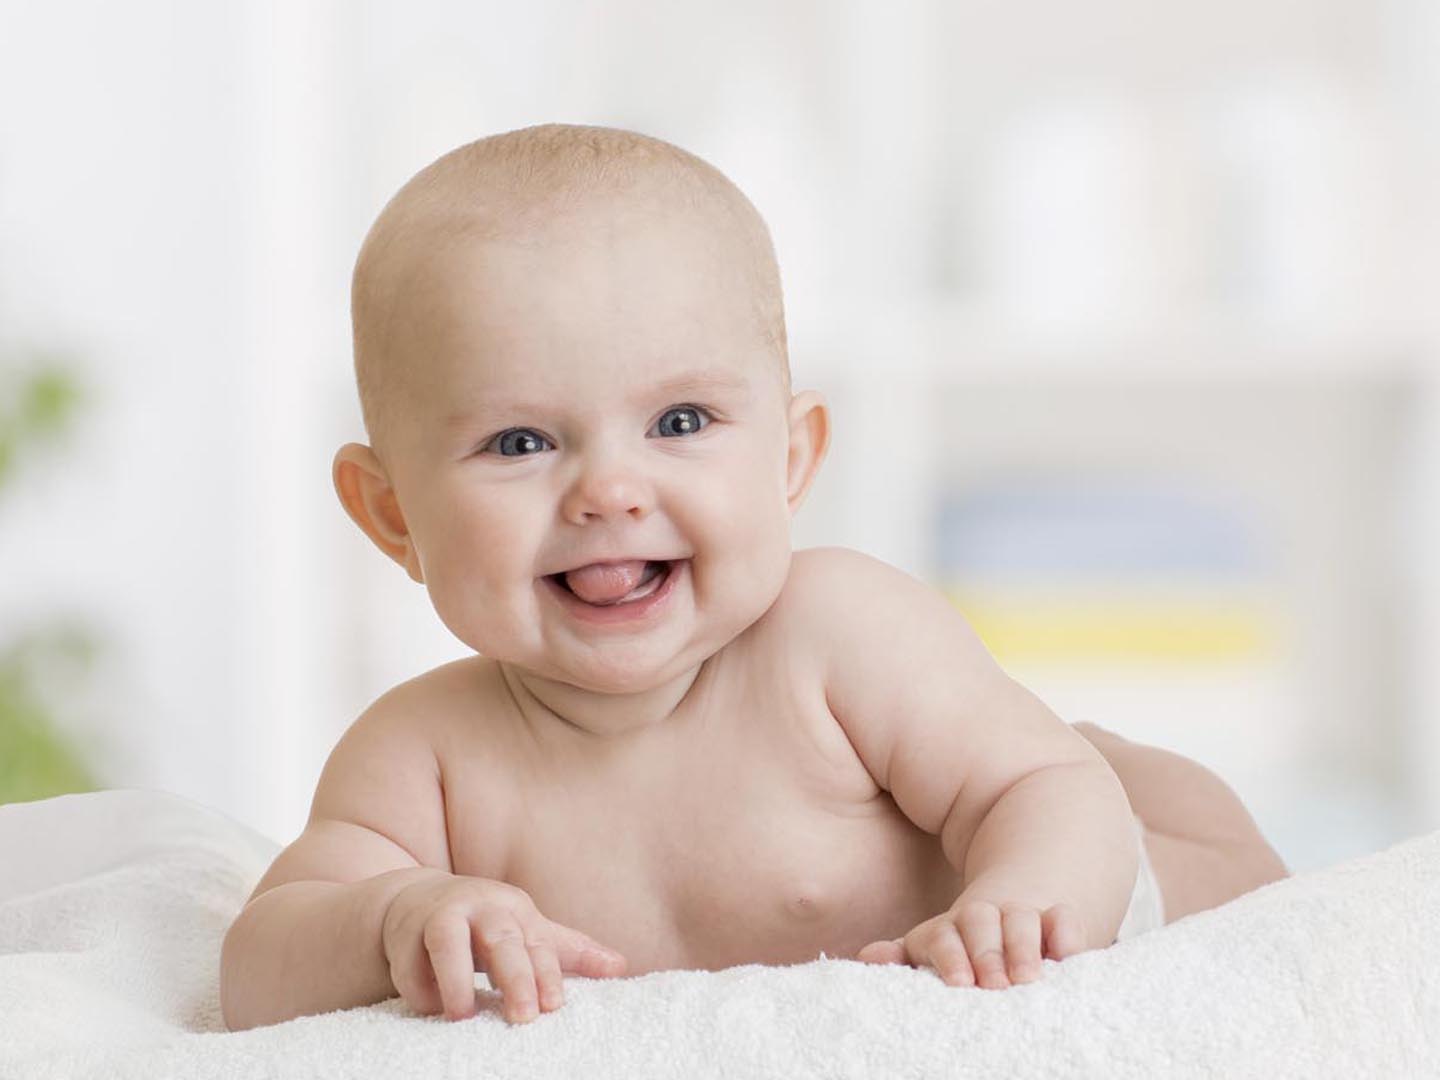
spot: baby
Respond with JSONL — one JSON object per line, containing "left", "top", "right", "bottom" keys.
{"left": 220, "top": 124, "right": 1287, "bottom": 1029}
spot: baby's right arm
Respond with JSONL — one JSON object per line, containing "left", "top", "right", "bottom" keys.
{"left": 219, "top": 700, "right": 626, "bottom": 1029}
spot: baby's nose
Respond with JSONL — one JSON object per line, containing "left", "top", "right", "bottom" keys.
{"left": 560, "top": 460, "right": 655, "bottom": 524}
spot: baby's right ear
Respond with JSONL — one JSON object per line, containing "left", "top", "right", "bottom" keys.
{"left": 332, "top": 443, "right": 424, "bottom": 583}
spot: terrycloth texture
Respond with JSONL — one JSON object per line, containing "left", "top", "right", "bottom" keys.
{"left": 1, "top": 790, "right": 1438, "bottom": 1079}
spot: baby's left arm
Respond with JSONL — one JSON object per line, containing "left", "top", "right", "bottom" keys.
{"left": 794, "top": 548, "right": 1137, "bottom": 989}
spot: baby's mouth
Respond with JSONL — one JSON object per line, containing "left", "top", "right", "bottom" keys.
{"left": 549, "top": 560, "right": 671, "bottom": 607}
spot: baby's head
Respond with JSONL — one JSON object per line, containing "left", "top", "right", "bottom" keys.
{"left": 335, "top": 124, "right": 829, "bottom": 695}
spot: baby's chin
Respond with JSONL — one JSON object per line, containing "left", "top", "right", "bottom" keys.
{"left": 539, "top": 646, "right": 707, "bottom": 696}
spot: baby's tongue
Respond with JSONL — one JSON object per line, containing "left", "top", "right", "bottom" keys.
{"left": 563, "top": 560, "right": 650, "bottom": 605}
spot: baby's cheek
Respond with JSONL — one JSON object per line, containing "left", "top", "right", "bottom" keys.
{"left": 707, "top": 532, "right": 790, "bottom": 623}
{"left": 425, "top": 577, "right": 484, "bottom": 649}
{"left": 425, "top": 572, "right": 517, "bottom": 654}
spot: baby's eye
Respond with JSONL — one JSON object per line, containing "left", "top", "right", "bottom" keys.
{"left": 484, "top": 428, "right": 554, "bottom": 456}
{"left": 649, "top": 405, "right": 711, "bottom": 439}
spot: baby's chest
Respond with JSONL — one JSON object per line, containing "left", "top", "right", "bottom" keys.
{"left": 659, "top": 785, "right": 958, "bottom": 970}
{"left": 489, "top": 726, "right": 963, "bottom": 973}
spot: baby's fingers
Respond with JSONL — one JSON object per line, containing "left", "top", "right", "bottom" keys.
{"left": 1001, "top": 906, "right": 1043, "bottom": 984}
{"left": 389, "top": 927, "right": 445, "bottom": 1017}
{"left": 547, "top": 924, "right": 629, "bottom": 980}
{"left": 855, "top": 939, "right": 905, "bottom": 965}
{"left": 954, "top": 900, "right": 1008, "bottom": 989}
{"left": 422, "top": 912, "right": 480, "bottom": 1021}
{"left": 914, "top": 924, "right": 974, "bottom": 988}
{"left": 528, "top": 943, "right": 566, "bottom": 1012}
{"left": 1040, "top": 903, "right": 1086, "bottom": 961}
{"left": 471, "top": 909, "right": 539, "bottom": 1024}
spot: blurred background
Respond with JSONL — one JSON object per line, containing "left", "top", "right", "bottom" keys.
{"left": 1, "top": 0, "right": 1437, "bottom": 874}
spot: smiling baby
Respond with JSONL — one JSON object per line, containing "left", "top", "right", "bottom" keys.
{"left": 220, "top": 124, "right": 1287, "bottom": 1029}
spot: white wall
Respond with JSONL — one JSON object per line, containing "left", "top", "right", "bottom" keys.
{"left": 1, "top": 1, "right": 254, "bottom": 813}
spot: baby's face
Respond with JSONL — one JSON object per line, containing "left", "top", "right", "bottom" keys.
{"left": 379, "top": 206, "right": 800, "bottom": 694}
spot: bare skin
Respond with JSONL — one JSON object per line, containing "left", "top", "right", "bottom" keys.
{"left": 307, "top": 605, "right": 964, "bottom": 980}
{"left": 236, "top": 551, "right": 1289, "bottom": 1025}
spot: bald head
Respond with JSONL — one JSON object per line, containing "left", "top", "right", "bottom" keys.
{"left": 350, "top": 124, "right": 788, "bottom": 455}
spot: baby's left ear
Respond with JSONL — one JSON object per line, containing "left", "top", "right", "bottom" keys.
{"left": 785, "top": 389, "right": 830, "bottom": 512}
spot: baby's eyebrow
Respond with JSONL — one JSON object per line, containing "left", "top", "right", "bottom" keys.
{"left": 645, "top": 369, "right": 751, "bottom": 399}
{"left": 443, "top": 369, "right": 752, "bottom": 430}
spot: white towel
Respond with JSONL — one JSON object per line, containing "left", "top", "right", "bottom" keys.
{"left": 1, "top": 788, "right": 1437, "bottom": 1079}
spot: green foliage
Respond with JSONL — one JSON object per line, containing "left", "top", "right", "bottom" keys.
{"left": 0, "top": 627, "right": 99, "bottom": 802}
{"left": 0, "top": 358, "right": 81, "bottom": 488}
{"left": 0, "top": 358, "right": 99, "bottom": 804}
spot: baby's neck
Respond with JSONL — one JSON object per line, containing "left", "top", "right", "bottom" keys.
{"left": 498, "top": 659, "right": 710, "bottom": 746}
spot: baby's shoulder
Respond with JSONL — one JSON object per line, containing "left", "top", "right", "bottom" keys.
{"left": 769, "top": 546, "right": 906, "bottom": 624}
{"left": 751, "top": 546, "right": 901, "bottom": 656}
{"left": 784, "top": 545, "right": 891, "bottom": 585}
{"left": 358, "top": 654, "right": 516, "bottom": 745}
{"left": 335, "top": 655, "right": 520, "bottom": 785}
{"left": 290, "top": 657, "right": 517, "bottom": 878}
{"left": 761, "top": 545, "right": 985, "bottom": 672}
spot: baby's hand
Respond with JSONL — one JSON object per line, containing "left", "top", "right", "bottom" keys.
{"left": 379, "top": 869, "right": 628, "bottom": 1024}
{"left": 855, "top": 898, "right": 1086, "bottom": 989}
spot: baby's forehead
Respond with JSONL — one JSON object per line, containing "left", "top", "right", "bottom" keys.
{"left": 399, "top": 206, "right": 769, "bottom": 362}
{"left": 423, "top": 243, "right": 774, "bottom": 389}
{"left": 352, "top": 125, "right": 787, "bottom": 451}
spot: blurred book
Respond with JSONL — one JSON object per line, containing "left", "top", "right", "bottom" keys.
{"left": 939, "top": 479, "right": 1280, "bottom": 665}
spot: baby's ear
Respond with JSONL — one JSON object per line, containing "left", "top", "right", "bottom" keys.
{"left": 332, "top": 443, "right": 424, "bottom": 583}
{"left": 785, "top": 390, "right": 830, "bottom": 512}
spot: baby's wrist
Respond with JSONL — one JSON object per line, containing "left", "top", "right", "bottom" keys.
{"left": 358, "top": 868, "right": 452, "bottom": 942}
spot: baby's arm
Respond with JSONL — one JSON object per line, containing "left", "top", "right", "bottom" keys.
{"left": 794, "top": 548, "right": 1136, "bottom": 987}
{"left": 219, "top": 704, "right": 454, "bottom": 1029}
{"left": 220, "top": 698, "right": 625, "bottom": 1029}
